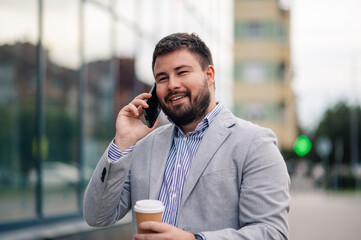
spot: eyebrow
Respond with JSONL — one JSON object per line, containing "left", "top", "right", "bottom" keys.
{"left": 155, "top": 71, "right": 166, "bottom": 79}
{"left": 174, "top": 65, "right": 192, "bottom": 71}
{"left": 154, "top": 65, "right": 193, "bottom": 79}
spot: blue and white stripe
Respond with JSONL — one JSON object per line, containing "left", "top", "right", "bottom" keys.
{"left": 108, "top": 141, "right": 134, "bottom": 163}
{"left": 158, "top": 103, "right": 223, "bottom": 226}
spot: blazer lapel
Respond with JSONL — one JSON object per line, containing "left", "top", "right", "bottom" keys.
{"left": 180, "top": 108, "right": 236, "bottom": 209}
{"left": 149, "top": 125, "right": 175, "bottom": 200}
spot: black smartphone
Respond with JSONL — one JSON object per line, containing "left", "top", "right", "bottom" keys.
{"left": 143, "top": 83, "right": 161, "bottom": 128}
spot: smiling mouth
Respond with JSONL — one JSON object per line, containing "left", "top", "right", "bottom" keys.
{"left": 170, "top": 96, "right": 185, "bottom": 102}
{"left": 166, "top": 91, "right": 189, "bottom": 103}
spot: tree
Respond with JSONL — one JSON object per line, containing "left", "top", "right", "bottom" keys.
{"left": 310, "top": 102, "right": 361, "bottom": 167}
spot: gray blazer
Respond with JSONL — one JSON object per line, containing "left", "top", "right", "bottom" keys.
{"left": 83, "top": 107, "right": 290, "bottom": 239}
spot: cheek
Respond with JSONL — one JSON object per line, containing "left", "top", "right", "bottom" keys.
{"left": 156, "top": 86, "right": 166, "bottom": 101}
{"left": 189, "top": 81, "right": 205, "bottom": 94}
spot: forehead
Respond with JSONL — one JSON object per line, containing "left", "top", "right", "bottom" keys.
{"left": 153, "top": 49, "right": 202, "bottom": 72}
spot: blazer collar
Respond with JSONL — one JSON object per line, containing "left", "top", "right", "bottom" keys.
{"left": 148, "top": 107, "right": 237, "bottom": 202}
{"left": 180, "top": 107, "right": 236, "bottom": 209}
{"left": 149, "top": 124, "right": 176, "bottom": 199}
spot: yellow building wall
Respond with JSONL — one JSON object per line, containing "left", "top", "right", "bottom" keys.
{"left": 234, "top": 1, "right": 287, "bottom": 21}
{"left": 233, "top": 0, "right": 297, "bottom": 151}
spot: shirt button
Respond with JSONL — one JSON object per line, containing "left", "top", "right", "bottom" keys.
{"left": 172, "top": 193, "right": 177, "bottom": 198}
{"left": 183, "top": 137, "right": 187, "bottom": 141}
{"left": 177, "top": 164, "right": 181, "bottom": 168}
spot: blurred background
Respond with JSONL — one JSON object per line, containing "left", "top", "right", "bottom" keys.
{"left": 0, "top": 0, "right": 360, "bottom": 239}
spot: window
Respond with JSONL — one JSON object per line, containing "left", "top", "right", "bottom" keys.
{"left": 0, "top": 0, "right": 116, "bottom": 227}
{"left": 243, "top": 63, "right": 266, "bottom": 83}
{"left": 0, "top": 0, "right": 38, "bottom": 223}
{"left": 235, "top": 103, "right": 266, "bottom": 121}
{"left": 235, "top": 102, "right": 285, "bottom": 123}
{"left": 83, "top": 2, "right": 114, "bottom": 181}
{"left": 247, "top": 22, "right": 263, "bottom": 38}
{"left": 244, "top": 104, "right": 265, "bottom": 121}
{"left": 42, "top": 0, "right": 79, "bottom": 217}
{"left": 235, "top": 21, "right": 287, "bottom": 42}
{"left": 235, "top": 62, "right": 285, "bottom": 83}
{"left": 277, "top": 22, "right": 287, "bottom": 43}
{"left": 278, "top": 62, "right": 285, "bottom": 82}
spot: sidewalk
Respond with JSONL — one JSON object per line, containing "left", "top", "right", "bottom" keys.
{"left": 289, "top": 174, "right": 361, "bottom": 240}
{"left": 0, "top": 213, "right": 133, "bottom": 240}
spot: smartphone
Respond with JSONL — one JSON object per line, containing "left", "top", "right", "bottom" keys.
{"left": 143, "top": 83, "right": 161, "bottom": 128}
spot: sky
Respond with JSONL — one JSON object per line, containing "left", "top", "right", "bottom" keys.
{"left": 290, "top": 0, "right": 361, "bottom": 132}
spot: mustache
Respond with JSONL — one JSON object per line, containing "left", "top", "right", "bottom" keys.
{"left": 165, "top": 90, "right": 191, "bottom": 102}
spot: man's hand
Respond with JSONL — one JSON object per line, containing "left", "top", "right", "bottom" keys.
{"left": 114, "top": 93, "right": 160, "bottom": 151}
{"left": 134, "top": 222, "right": 195, "bottom": 240}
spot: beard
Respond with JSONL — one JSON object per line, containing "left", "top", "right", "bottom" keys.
{"left": 159, "top": 78, "right": 211, "bottom": 127}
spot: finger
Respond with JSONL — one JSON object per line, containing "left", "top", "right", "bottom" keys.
{"left": 134, "top": 233, "right": 147, "bottom": 240}
{"left": 135, "top": 92, "right": 152, "bottom": 100}
{"left": 124, "top": 103, "right": 140, "bottom": 117}
{"left": 139, "top": 221, "right": 168, "bottom": 233}
{"left": 124, "top": 99, "right": 148, "bottom": 117}
{"left": 131, "top": 98, "right": 150, "bottom": 109}
{"left": 134, "top": 233, "right": 156, "bottom": 240}
{"left": 138, "top": 106, "right": 144, "bottom": 116}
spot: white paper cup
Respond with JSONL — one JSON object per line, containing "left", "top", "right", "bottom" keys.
{"left": 134, "top": 200, "right": 164, "bottom": 233}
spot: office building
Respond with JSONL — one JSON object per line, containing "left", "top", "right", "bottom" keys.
{"left": 0, "top": 0, "right": 233, "bottom": 239}
{"left": 233, "top": 0, "right": 297, "bottom": 150}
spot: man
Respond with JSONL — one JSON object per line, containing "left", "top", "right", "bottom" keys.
{"left": 83, "top": 33, "right": 290, "bottom": 240}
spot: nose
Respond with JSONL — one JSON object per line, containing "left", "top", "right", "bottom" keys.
{"left": 168, "top": 75, "right": 181, "bottom": 90}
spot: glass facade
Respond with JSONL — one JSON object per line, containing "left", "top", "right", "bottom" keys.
{"left": 0, "top": 0, "right": 38, "bottom": 223}
{"left": 0, "top": 0, "right": 233, "bottom": 232}
{"left": 42, "top": 0, "right": 80, "bottom": 217}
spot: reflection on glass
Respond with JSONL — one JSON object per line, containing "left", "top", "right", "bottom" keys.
{"left": 83, "top": 2, "right": 113, "bottom": 181}
{"left": 0, "top": 0, "right": 38, "bottom": 222}
{"left": 42, "top": 0, "right": 79, "bottom": 216}
{"left": 0, "top": 0, "right": 38, "bottom": 45}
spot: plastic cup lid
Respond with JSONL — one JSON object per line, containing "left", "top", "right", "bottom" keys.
{"left": 134, "top": 200, "right": 165, "bottom": 213}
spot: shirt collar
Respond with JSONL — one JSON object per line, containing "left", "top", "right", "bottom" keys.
{"left": 170, "top": 102, "right": 223, "bottom": 136}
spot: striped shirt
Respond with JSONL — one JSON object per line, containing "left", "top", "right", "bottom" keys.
{"left": 158, "top": 103, "right": 223, "bottom": 227}
{"left": 108, "top": 144, "right": 134, "bottom": 162}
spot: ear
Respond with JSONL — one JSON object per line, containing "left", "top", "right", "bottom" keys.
{"left": 205, "top": 65, "right": 215, "bottom": 87}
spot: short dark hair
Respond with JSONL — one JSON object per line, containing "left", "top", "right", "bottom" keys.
{"left": 152, "top": 33, "right": 213, "bottom": 72}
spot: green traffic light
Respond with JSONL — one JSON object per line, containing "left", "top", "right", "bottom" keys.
{"left": 293, "top": 135, "right": 312, "bottom": 157}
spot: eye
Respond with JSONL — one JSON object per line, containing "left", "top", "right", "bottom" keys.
{"left": 178, "top": 71, "right": 188, "bottom": 76}
{"left": 157, "top": 77, "right": 168, "bottom": 83}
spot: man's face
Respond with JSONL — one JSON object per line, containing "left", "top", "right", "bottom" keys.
{"left": 153, "top": 49, "right": 215, "bottom": 126}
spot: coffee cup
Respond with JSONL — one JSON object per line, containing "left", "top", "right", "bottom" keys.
{"left": 134, "top": 199, "right": 164, "bottom": 234}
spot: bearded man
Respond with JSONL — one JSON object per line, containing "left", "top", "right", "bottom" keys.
{"left": 83, "top": 33, "right": 290, "bottom": 240}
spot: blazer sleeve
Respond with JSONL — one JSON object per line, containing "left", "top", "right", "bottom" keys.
{"left": 202, "top": 127, "right": 291, "bottom": 240}
{"left": 83, "top": 143, "right": 133, "bottom": 227}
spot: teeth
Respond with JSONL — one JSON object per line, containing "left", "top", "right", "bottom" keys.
{"left": 171, "top": 96, "right": 183, "bottom": 101}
